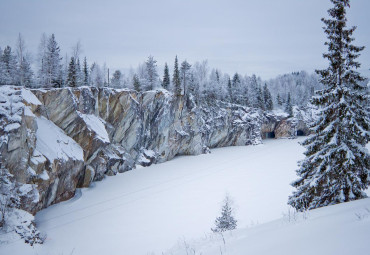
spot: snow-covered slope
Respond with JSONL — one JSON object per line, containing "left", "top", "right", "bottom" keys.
{"left": 167, "top": 197, "right": 370, "bottom": 255}
{"left": 2, "top": 138, "right": 307, "bottom": 254}
{"left": 2, "top": 135, "right": 369, "bottom": 255}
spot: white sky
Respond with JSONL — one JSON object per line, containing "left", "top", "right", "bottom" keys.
{"left": 0, "top": 0, "right": 369, "bottom": 79}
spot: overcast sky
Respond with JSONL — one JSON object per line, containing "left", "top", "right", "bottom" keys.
{"left": 1, "top": 0, "right": 369, "bottom": 79}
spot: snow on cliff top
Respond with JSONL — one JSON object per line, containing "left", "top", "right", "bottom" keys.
{"left": 36, "top": 116, "right": 84, "bottom": 162}
{"left": 21, "top": 88, "right": 41, "bottom": 106}
{"left": 79, "top": 113, "right": 110, "bottom": 143}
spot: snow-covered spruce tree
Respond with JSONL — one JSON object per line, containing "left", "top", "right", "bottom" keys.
{"left": 276, "top": 93, "right": 282, "bottom": 107}
{"left": 232, "top": 73, "right": 241, "bottom": 104}
{"left": 0, "top": 46, "right": 18, "bottom": 85}
{"left": 83, "top": 57, "right": 89, "bottom": 86}
{"left": 263, "top": 83, "right": 274, "bottom": 111}
{"left": 285, "top": 92, "right": 293, "bottom": 117}
{"left": 227, "top": 77, "right": 233, "bottom": 102}
{"left": 145, "top": 55, "right": 158, "bottom": 90}
{"left": 211, "top": 195, "right": 237, "bottom": 233}
{"left": 288, "top": 0, "right": 370, "bottom": 211}
{"left": 75, "top": 58, "right": 83, "bottom": 86}
{"left": 67, "top": 57, "right": 77, "bottom": 87}
{"left": 133, "top": 74, "right": 141, "bottom": 92}
{"left": 45, "top": 34, "right": 63, "bottom": 88}
{"left": 173, "top": 55, "right": 181, "bottom": 96}
{"left": 256, "top": 85, "right": 265, "bottom": 110}
{"left": 162, "top": 62, "right": 170, "bottom": 90}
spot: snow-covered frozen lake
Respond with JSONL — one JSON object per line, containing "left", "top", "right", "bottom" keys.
{"left": 2, "top": 138, "right": 308, "bottom": 254}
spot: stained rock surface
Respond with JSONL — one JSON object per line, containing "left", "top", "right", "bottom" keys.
{"left": 0, "top": 86, "right": 310, "bottom": 214}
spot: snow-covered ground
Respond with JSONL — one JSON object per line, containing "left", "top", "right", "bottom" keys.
{"left": 1, "top": 138, "right": 369, "bottom": 254}
{"left": 167, "top": 197, "right": 370, "bottom": 255}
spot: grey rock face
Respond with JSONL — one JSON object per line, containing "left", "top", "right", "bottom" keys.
{"left": 1, "top": 86, "right": 310, "bottom": 215}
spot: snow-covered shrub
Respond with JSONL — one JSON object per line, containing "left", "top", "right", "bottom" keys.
{"left": 211, "top": 195, "right": 237, "bottom": 233}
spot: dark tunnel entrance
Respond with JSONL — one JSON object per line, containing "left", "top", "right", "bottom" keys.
{"left": 263, "top": 131, "right": 275, "bottom": 139}
{"left": 297, "top": 130, "right": 305, "bottom": 136}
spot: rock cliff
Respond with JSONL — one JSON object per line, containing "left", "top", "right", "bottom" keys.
{"left": 0, "top": 86, "right": 309, "bottom": 215}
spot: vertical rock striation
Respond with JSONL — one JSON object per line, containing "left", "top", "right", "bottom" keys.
{"left": 0, "top": 86, "right": 308, "bottom": 215}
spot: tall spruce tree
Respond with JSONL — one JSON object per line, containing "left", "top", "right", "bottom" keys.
{"left": 45, "top": 34, "right": 62, "bottom": 88}
{"left": 162, "top": 62, "right": 170, "bottom": 90}
{"left": 1, "top": 46, "right": 18, "bottom": 85}
{"left": 67, "top": 57, "right": 77, "bottom": 87}
{"left": 285, "top": 92, "right": 293, "bottom": 116}
{"left": 83, "top": 57, "right": 89, "bottom": 86}
{"left": 145, "top": 55, "right": 158, "bottom": 90}
{"left": 256, "top": 85, "right": 265, "bottom": 110}
{"left": 133, "top": 74, "right": 141, "bottom": 92}
{"left": 76, "top": 58, "right": 82, "bottom": 86}
{"left": 276, "top": 93, "right": 282, "bottom": 106}
{"left": 263, "top": 83, "right": 273, "bottom": 111}
{"left": 227, "top": 77, "right": 233, "bottom": 102}
{"left": 173, "top": 56, "right": 181, "bottom": 96}
{"left": 232, "top": 73, "right": 241, "bottom": 104}
{"left": 288, "top": 0, "right": 370, "bottom": 211}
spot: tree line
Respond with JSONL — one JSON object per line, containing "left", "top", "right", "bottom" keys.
{"left": 1, "top": 33, "right": 323, "bottom": 113}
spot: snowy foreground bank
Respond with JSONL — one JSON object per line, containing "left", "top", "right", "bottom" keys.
{"left": 1, "top": 138, "right": 369, "bottom": 255}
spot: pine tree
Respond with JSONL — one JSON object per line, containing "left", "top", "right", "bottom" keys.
{"left": 83, "top": 57, "right": 89, "bottom": 86}
{"left": 285, "top": 92, "right": 293, "bottom": 116}
{"left": 263, "top": 83, "right": 273, "bottom": 110}
{"left": 173, "top": 55, "right": 181, "bottom": 96}
{"left": 67, "top": 57, "right": 77, "bottom": 87}
{"left": 133, "top": 74, "right": 141, "bottom": 92}
{"left": 211, "top": 195, "right": 237, "bottom": 233}
{"left": 45, "top": 34, "right": 62, "bottom": 88}
{"left": 288, "top": 0, "right": 370, "bottom": 211}
{"left": 162, "top": 62, "right": 170, "bottom": 90}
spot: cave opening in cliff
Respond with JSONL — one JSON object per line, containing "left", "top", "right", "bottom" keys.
{"left": 297, "top": 130, "right": 305, "bottom": 136}
{"left": 264, "top": 131, "right": 275, "bottom": 139}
